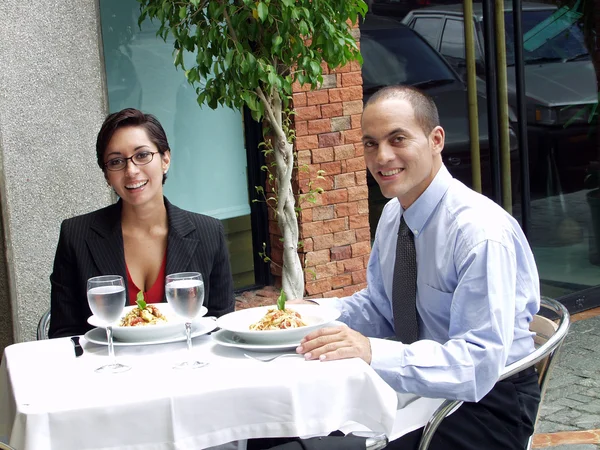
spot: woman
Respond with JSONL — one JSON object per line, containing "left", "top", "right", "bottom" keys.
{"left": 49, "top": 108, "right": 234, "bottom": 338}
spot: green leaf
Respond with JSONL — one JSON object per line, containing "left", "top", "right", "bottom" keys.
{"left": 277, "top": 288, "right": 287, "bottom": 311}
{"left": 136, "top": 291, "right": 147, "bottom": 310}
{"left": 178, "top": 6, "right": 187, "bottom": 20}
{"left": 257, "top": 2, "right": 268, "bottom": 22}
{"left": 282, "top": 0, "right": 295, "bottom": 6}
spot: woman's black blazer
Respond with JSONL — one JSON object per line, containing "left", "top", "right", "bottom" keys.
{"left": 49, "top": 197, "right": 234, "bottom": 338}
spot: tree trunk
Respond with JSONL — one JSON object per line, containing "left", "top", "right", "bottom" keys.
{"left": 273, "top": 135, "right": 305, "bottom": 300}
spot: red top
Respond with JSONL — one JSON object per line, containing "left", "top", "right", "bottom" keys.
{"left": 126, "top": 253, "right": 167, "bottom": 305}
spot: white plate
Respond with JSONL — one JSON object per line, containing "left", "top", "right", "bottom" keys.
{"left": 87, "top": 303, "right": 207, "bottom": 342}
{"left": 212, "top": 329, "right": 300, "bottom": 352}
{"left": 84, "top": 318, "right": 217, "bottom": 346}
{"left": 216, "top": 304, "right": 340, "bottom": 345}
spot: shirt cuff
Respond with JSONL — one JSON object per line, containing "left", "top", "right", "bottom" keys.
{"left": 369, "top": 337, "right": 406, "bottom": 370}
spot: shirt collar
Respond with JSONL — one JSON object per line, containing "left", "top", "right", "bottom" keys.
{"left": 401, "top": 165, "right": 452, "bottom": 235}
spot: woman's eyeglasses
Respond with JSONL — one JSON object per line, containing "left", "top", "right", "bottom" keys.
{"left": 104, "top": 151, "right": 159, "bottom": 171}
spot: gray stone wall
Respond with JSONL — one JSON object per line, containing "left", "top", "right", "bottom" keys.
{"left": 0, "top": 0, "right": 112, "bottom": 348}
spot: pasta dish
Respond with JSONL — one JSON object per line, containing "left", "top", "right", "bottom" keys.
{"left": 249, "top": 308, "right": 307, "bottom": 331}
{"left": 120, "top": 304, "right": 168, "bottom": 327}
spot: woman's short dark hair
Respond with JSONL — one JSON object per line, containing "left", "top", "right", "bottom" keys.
{"left": 96, "top": 108, "right": 170, "bottom": 184}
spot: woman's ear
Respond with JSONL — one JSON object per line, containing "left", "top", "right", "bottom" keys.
{"left": 162, "top": 150, "right": 171, "bottom": 173}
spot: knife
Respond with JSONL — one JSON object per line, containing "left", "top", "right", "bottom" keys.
{"left": 70, "top": 336, "right": 84, "bottom": 357}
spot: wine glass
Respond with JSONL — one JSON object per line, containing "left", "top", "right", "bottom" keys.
{"left": 87, "top": 275, "right": 130, "bottom": 373}
{"left": 165, "top": 272, "right": 207, "bottom": 369}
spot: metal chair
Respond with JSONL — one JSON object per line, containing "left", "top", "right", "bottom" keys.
{"left": 36, "top": 307, "right": 51, "bottom": 340}
{"left": 0, "top": 442, "right": 17, "bottom": 450}
{"left": 417, "top": 296, "right": 570, "bottom": 450}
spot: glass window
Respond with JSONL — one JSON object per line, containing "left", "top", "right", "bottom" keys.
{"left": 412, "top": 18, "right": 442, "bottom": 47}
{"left": 440, "top": 19, "right": 466, "bottom": 60}
{"left": 99, "top": 0, "right": 255, "bottom": 289}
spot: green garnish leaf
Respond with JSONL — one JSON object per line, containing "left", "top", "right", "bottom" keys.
{"left": 136, "top": 291, "right": 147, "bottom": 310}
{"left": 277, "top": 289, "right": 287, "bottom": 311}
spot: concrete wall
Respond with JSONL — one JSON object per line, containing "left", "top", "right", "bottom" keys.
{"left": 0, "top": 0, "right": 112, "bottom": 348}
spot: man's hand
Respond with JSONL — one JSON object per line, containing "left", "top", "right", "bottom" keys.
{"left": 296, "top": 325, "right": 372, "bottom": 364}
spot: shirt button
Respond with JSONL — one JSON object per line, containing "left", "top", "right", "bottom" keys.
{"left": 414, "top": 229, "right": 419, "bottom": 235}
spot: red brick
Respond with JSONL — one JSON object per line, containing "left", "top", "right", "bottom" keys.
{"left": 342, "top": 72, "right": 363, "bottom": 87}
{"left": 322, "top": 189, "right": 349, "bottom": 205}
{"left": 346, "top": 157, "right": 366, "bottom": 172}
{"left": 300, "top": 209, "right": 313, "bottom": 223}
{"left": 298, "top": 164, "right": 319, "bottom": 180}
{"left": 313, "top": 205, "right": 335, "bottom": 221}
{"left": 298, "top": 194, "right": 324, "bottom": 210}
{"left": 334, "top": 230, "right": 357, "bottom": 246}
{"left": 351, "top": 114, "right": 362, "bottom": 129}
{"left": 329, "top": 86, "right": 363, "bottom": 103}
{"left": 331, "top": 64, "right": 351, "bottom": 74}
{"left": 350, "top": 214, "right": 370, "bottom": 229}
{"left": 306, "top": 278, "right": 333, "bottom": 295}
{"left": 323, "top": 218, "right": 348, "bottom": 233}
{"left": 343, "top": 100, "right": 363, "bottom": 116}
{"left": 349, "top": 61, "right": 362, "bottom": 72}
{"left": 355, "top": 170, "right": 367, "bottom": 186}
{"left": 295, "top": 120, "right": 308, "bottom": 137}
{"left": 311, "top": 175, "right": 334, "bottom": 191}
{"left": 305, "top": 249, "right": 331, "bottom": 266}
{"left": 301, "top": 237, "right": 314, "bottom": 252}
{"left": 292, "top": 80, "right": 312, "bottom": 92}
{"left": 306, "top": 90, "right": 329, "bottom": 106}
{"left": 355, "top": 227, "right": 371, "bottom": 241}
{"left": 332, "top": 274, "right": 353, "bottom": 289}
{"left": 312, "top": 146, "right": 334, "bottom": 163}
{"left": 321, "top": 103, "right": 343, "bottom": 118}
{"left": 334, "top": 172, "right": 356, "bottom": 189}
{"left": 319, "top": 132, "right": 343, "bottom": 148}
{"left": 357, "top": 199, "right": 369, "bottom": 214}
{"left": 297, "top": 150, "right": 312, "bottom": 165}
{"left": 354, "top": 143, "right": 364, "bottom": 156}
{"left": 331, "top": 245, "right": 352, "bottom": 261}
{"left": 335, "top": 202, "right": 359, "bottom": 217}
{"left": 320, "top": 161, "right": 342, "bottom": 176}
{"left": 342, "top": 284, "right": 362, "bottom": 297}
{"left": 343, "top": 128, "right": 363, "bottom": 144}
{"left": 320, "top": 61, "right": 330, "bottom": 74}
{"left": 351, "top": 241, "right": 371, "bottom": 257}
{"left": 295, "top": 135, "right": 319, "bottom": 150}
{"left": 363, "top": 255, "right": 370, "bottom": 266}
{"left": 334, "top": 144, "right": 355, "bottom": 160}
{"left": 308, "top": 118, "right": 331, "bottom": 135}
{"left": 351, "top": 269, "right": 368, "bottom": 284}
{"left": 302, "top": 221, "right": 325, "bottom": 237}
{"left": 337, "top": 257, "right": 364, "bottom": 272}
{"left": 322, "top": 288, "right": 345, "bottom": 298}
{"left": 347, "top": 185, "right": 369, "bottom": 201}
{"left": 336, "top": 73, "right": 343, "bottom": 86}
{"left": 313, "top": 233, "right": 334, "bottom": 250}
{"left": 313, "top": 262, "right": 339, "bottom": 279}
{"left": 295, "top": 105, "right": 321, "bottom": 121}
{"left": 293, "top": 92, "right": 307, "bottom": 107}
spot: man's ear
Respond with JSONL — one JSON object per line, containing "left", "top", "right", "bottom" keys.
{"left": 429, "top": 126, "right": 445, "bottom": 155}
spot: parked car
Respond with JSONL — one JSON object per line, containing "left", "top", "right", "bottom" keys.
{"left": 402, "top": 2, "right": 598, "bottom": 195}
{"left": 360, "top": 16, "right": 520, "bottom": 233}
{"left": 367, "top": 0, "right": 461, "bottom": 19}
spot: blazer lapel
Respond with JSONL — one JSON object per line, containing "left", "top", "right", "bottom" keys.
{"left": 86, "top": 201, "right": 127, "bottom": 278}
{"left": 165, "top": 198, "right": 198, "bottom": 275}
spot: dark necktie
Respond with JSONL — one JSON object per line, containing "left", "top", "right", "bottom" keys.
{"left": 392, "top": 216, "right": 419, "bottom": 344}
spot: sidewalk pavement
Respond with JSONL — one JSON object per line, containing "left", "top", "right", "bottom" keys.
{"left": 532, "top": 309, "right": 600, "bottom": 449}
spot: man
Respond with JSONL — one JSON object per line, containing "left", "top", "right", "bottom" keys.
{"left": 294, "top": 85, "right": 541, "bottom": 449}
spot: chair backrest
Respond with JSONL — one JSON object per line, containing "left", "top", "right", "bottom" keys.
{"left": 37, "top": 308, "right": 51, "bottom": 340}
{"left": 417, "top": 296, "right": 570, "bottom": 450}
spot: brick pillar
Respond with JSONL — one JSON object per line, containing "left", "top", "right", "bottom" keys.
{"left": 269, "top": 27, "right": 370, "bottom": 299}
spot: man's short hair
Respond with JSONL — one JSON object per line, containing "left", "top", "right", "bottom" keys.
{"left": 364, "top": 85, "right": 440, "bottom": 136}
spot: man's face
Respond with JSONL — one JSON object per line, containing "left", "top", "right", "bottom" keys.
{"left": 362, "top": 97, "right": 444, "bottom": 209}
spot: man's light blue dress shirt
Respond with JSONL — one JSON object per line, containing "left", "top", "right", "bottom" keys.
{"left": 327, "top": 165, "right": 540, "bottom": 402}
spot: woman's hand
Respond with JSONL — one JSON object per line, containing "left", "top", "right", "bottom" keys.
{"left": 296, "top": 325, "right": 372, "bottom": 365}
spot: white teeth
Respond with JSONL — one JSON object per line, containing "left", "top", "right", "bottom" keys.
{"left": 125, "top": 181, "right": 147, "bottom": 189}
{"left": 381, "top": 169, "right": 403, "bottom": 176}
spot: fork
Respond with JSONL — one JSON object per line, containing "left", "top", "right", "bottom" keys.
{"left": 243, "top": 353, "right": 302, "bottom": 362}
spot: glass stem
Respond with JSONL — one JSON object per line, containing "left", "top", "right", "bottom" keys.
{"left": 106, "top": 325, "right": 116, "bottom": 366}
{"left": 185, "top": 322, "right": 193, "bottom": 364}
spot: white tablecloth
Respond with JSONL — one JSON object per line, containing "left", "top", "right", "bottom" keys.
{"left": 0, "top": 333, "right": 401, "bottom": 449}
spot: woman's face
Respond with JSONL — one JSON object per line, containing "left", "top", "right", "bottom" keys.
{"left": 104, "top": 126, "right": 170, "bottom": 208}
